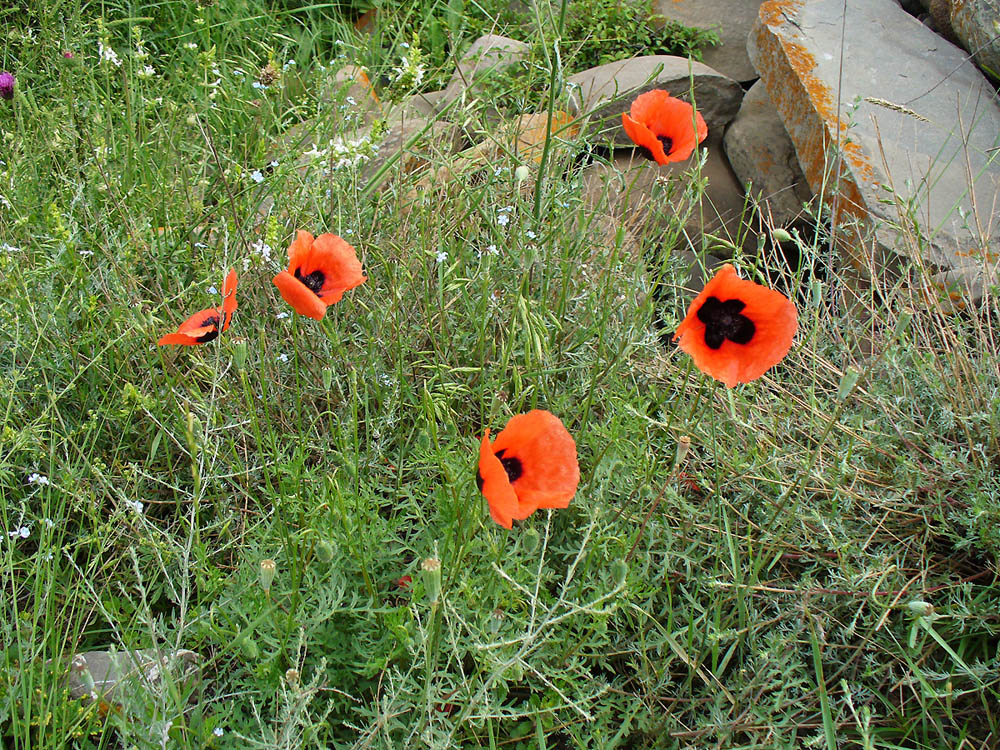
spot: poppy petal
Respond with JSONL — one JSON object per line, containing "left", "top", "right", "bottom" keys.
{"left": 221, "top": 269, "right": 238, "bottom": 329}
{"left": 490, "top": 410, "right": 579, "bottom": 513}
{"left": 478, "top": 430, "right": 519, "bottom": 529}
{"left": 622, "top": 113, "right": 669, "bottom": 164}
{"left": 674, "top": 264, "right": 798, "bottom": 387}
{"left": 623, "top": 90, "right": 708, "bottom": 164}
{"left": 273, "top": 270, "right": 328, "bottom": 320}
{"left": 311, "top": 233, "right": 367, "bottom": 302}
{"left": 158, "top": 332, "right": 200, "bottom": 346}
{"left": 287, "top": 229, "right": 315, "bottom": 267}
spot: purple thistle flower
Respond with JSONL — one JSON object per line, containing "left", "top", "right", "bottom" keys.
{"left": 0, "top": 72, "right": 14, "bottom": 100}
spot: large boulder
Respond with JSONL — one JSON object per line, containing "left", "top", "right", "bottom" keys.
{"left": 652, "top": 0, "right": 766, "bottom": 82}
{"left": 723, "top": 80, "right": 813, "bottom": 227}
{"left": 567, "top": 56, "right": 743, "bottom": 146}
{"left": 582, "top": 133, "right": 757, "bottom": 257}
{"left": 949, "top": 0, "right": 1000, "bottom": 80}
{"left": 440, "top": 35, "right": 531, "bottom": 106}
{"left": 749, "top": 0, "right": 1000, "bottom": 299}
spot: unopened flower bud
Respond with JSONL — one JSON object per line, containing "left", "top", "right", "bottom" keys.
{"left": 521, "top": 527, "right": 540, "bottom": 553}
{"left": 514, "top": 165, "right": 531, "bottom": 182}
{"left": 322, "top": 368, "right": 333, "bottom": 391}
{"left": 771, "top": 227, "right": 793, "bottom": 244}
{"left": 284, "top": 668, "right": 300, "bottom": 687}
{"left": 259, "top": 559, "right": 276, "bottom": 593}
{"left": 611, "top": 559, "right": 628, "bottom": 586}
{"left": 421, "top": 557, "right": 441, "bottom": 603}
{"left": 232, "top": 340, "right": 247, "bottom": 371}
{"left": 836, "top": 367, "right": 861, "bottom": 401}
{"left": 907, "top": 600, "right": 934, "bottom": 617}
{"left": 315, "top": 540, "right": 335, "bottom": 564}
{"left": 675, "top": 435, "right": 692, "bottom": 468}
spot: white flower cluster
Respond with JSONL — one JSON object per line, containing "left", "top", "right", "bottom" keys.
{"left": 305, "top": 135, "right": 379, "bottom": 172}
{"left": 99, "top": 41, "right": 122, "bottom": 67}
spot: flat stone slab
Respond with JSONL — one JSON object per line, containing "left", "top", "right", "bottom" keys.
{"left": 652, "top": 0, "right": 765, "bottom": 82}
{"left": 723, "top": 80, "right": 813, "bottom": 226}
{"left": 749, "top": 0, "right": 1000, "bottom": 292}
{"left": 567, "top": 55, "right": 743, "bottom": 146}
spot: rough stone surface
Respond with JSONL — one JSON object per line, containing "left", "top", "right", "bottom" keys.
{"left": 513, "top": 111, "right": 580, "bottom": 163}
{"left": 652, "top": 0, "right": 765, "bottom": 82}
{"left": 749, "top": 0, "right": 1000, "bottom": 295}
{"left": 441, "top": 35, "right": 531, "bottom": 105}
{"left": 567, "top": 56, "right": 743, "bottom": 146}
{"left": 322, "top": 65, "right": 381, "bottom": 122}
{"left": 950, "top": 0, "right": 1000, "bottom": 79}
{"left": 582, "top": 133, "right": 757, "bottom": 256}
{"left": 360, "top": 114, "right": 463, "bottom": 186}
{"left": 723, "top": 80, "right": 813, "bottom": 226}
{"left": 64, "top": 649, "right": 201, "bottom": 704}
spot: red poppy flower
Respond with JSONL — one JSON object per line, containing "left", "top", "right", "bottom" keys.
{"left": 477, "top": 410, "right": 580, "bottom": 529}
{"left": 272, "top": 230, "right": 367, "bottom": 320}
{"left": 674, "top": 264, "right": 798, "bottom": 388}
{"left": 158, "top": 269, "right": 238, "bottom": 346}
{"left": 621, "top": 89, "right": 708, "bottom": 165}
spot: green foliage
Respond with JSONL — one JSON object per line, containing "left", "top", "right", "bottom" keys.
{"left": 562, "top": 0, "right": 720, "bottom": 70}
{"left": 2, "top": 0, "right": 1000, "bottom": 748}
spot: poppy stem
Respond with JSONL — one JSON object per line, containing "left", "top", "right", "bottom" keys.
{"left": 531, "top": 0, "right": 569, "bottom": 224}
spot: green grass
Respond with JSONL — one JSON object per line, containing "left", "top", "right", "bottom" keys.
{"left": 2, "top": 0, "right": 999, "bottom": 748}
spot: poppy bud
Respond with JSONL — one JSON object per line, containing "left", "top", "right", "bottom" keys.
{"left": 259, "top": 559, "right": 276, "bottom": 593}
{"left": 514, "top": 165, "right": 531, "bottom": 182}
{"left": 232, "top": 340, "right": 247, "bottom": 371}
{"left": 421, "top": 557, "right": 441, "bottom": 603}
{"left": 771, "top": 227, "right": 793, "bottom": 244}
{"left": 240, "top": 635, "right": 259, "bottom": 659}
{"left": 315, "top": 540, "right": 336, "bottom": 563}
{"left": 836, "top": 367, "right": 861, "bottom": 401}
{"left": 284, "top": 668, "right": 300, "bottom": 687}
{"left": 907, "top": 600, "right": 934, "bottom": 617}
{"left": 521, "top": 527, "right": 540, "bottom": 553}
{"left": 322, "top": 368, "right": 333, "bottom": 391}
{"left": 675, "top": 435, "right": 692, "bottom": 468}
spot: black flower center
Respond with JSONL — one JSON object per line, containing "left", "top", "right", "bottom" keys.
{"left": 696, "top": 296, "right": 755, "bottom": 350}
{"left": 195, "top": 315, "right": 220, "bottom": 343}
{"left": 494, "top": 449, "right": 523, "bottom": 483}
{"left": 476, "top": 447, "right": 524, "bottom": 491}
{"left": 294, "top": 267, "right": 326, "bottom": 294}
{"left": 640, "top": 135, "right": 674, "bottom": 162}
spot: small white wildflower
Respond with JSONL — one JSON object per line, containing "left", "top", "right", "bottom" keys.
{"left": 127, "top": 500, "right": 144, "bottom": 514}
{"left": 27, "top": 473, "right": 50, "bottom": 486}
{"left": 278, "top": 353, "right": 289, "bottom": 363}
{"left": 282, "top": 60, "right": 295, "bottom": 71}
{"left": 9, "top": 526, "right": 30, "bottom": 539}
{"left": 249, "top": 170, "right": 264, "bottom": 184}
{"left": 213, "top": 727, "right": 224, "bottom": 737}
{"left": 250, "top": 239, "right": 272, "bottom": 260}
{"left": 99, "top": 41, "right": 122, "bottom": 67}
{"left": 135, "top": 44, "right": 149, "bottom": 61}
{"left": 276, "top": 312, "right": 289, "bottom": 320}
{"left": 184, "top": 42, "right": 199, "bottom": 51}
{"left": 487, "top": 244, "right": 498, "bottom": 255}
{"left": 43, "top": 518, "right": 55, "bottom": 528}
{"left": 269, "top": 160, "right": 278, "bottom": 168}
{"left": 78, "top": 249, "right": 94, "bottom": 256}
{"left": 400, "top": 42, "right": 410, "bottom": 49}
{"left": 137, "top": 65, "right": 155, "bottom": 79}
{"left": 251, "top": 81, "right": 266, "bottom": 90}
{"left": 1, "top": 243, "right": 20, "bottom": 253}
{"left": 496, "top": 213, "right": 510, "bottom": 227}
{"left": 435, "top": 250, "right": 448, "bottom": 264}
{"left": 207, "top": 285, "right": 218, "bottom": 295}
{"left": 233, "top": 67, "right": 246, "bottom": 77}
{"left": 194, "top": 242, "right": 209, "bottom": 249}
{"left": 525, "top": 230, "right": 537, "bottom": 240}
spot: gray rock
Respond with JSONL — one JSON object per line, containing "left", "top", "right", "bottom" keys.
{"left": 651, "top": 0, "right": 765, "bottom": 82}
{"left": 949, "top": 0, "right": 1000, "bottom": 79}
{"left": 360, "top": 114, "right": 463, "bottom": 187}
{"left": 63, "top": 649, "right": 201, "bottom": 705}
{"left": 441, "top": 35, "right": 531, "bottom": 106}
{"left": 749, "top": 0, "right": 1000, "bottom": 297}
{"left": 723, "top": 81, "right": 813, "bottom": 226}
{"left": 567, "top": 55, "right": 743, "bottom": 146}
{"left": 581, "top": 133, "right": 757, "bottom": 257}
{"left": 321, "top": 65, "right": 382, "bottom": 123}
